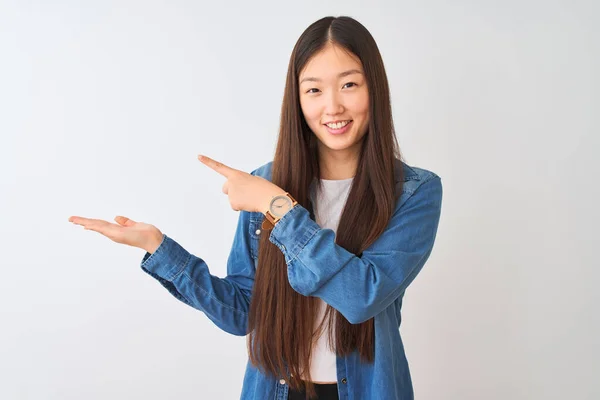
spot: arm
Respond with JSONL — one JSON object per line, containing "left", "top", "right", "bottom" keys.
{"left": 268, "top": 175, "right": 443, "bottom": 324}
{"left": 139, "top": 207, "right": 256, "bottom": 336}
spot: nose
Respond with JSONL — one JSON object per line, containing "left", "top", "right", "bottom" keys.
{"left": 324, "top": 90, "right": 344, "bottom": 116}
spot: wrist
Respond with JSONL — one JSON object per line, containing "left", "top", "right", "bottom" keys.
{"left": 261, "top": 191, "right": 298, "bottom": 230}
{"left": 261, "top": 189, "right": 287, "bottom": 216}
{"left": 145, "top": 230, "right": 164, "bottom": 254}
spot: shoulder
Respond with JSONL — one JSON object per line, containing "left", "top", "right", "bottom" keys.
{"left": 395, "top": 158, "right": 441, "bottom": 196}
{"left": 250, "top": 161, "right": 274, "bottom": 181}
{"left": 249, "top": 158, "right": 441, "bottom": 196}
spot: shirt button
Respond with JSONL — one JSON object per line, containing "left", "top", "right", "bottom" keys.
{"left": 341, "top": 378, "right": 347, "bottom": 384}
{"left": 255, "top": 229, "right": 261, "bottom": 235}
{"left": 279, "top": 379, "right": 286, "bottom": 385}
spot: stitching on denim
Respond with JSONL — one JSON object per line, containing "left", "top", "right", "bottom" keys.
{"left": 248, "top": 219, "right": 260, "bottom": 260}
{"left": 181, "top": 270, "right": 249, "bottom": 317}
{"left": 272, "top": 205, "right": 320, "bottom": 264}
{"left": 145, "top": 269, "right": 194, "bottom": 306}
{"left": 398, "top": 174, "right": 439, "bottom": 206}
{"left": 360, "top": 248, "right": 433, "bottom": 322}
{"left": 177, "top": 290, "right": 194, "bottom": 306}
{"left": 166, "top": 252, "right": 191, "bottom": 281}
{"left": 287, "top": 225, "right": 319, "bottom": 264}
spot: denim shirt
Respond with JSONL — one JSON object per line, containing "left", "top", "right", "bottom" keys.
{"left": 140, "top": 158, "right": 443, "bottom": 400}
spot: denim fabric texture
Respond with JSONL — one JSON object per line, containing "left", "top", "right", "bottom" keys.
{"left": 140, "top": 158, "right": 443, "bottom": 400}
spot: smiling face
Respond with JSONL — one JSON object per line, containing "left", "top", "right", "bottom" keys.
{"left": 298, "top": 43, "right": 370, "bottom": 174}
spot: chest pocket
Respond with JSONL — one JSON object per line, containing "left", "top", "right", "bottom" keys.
{"left": 248, "top": 214, "right": 263, "bottom": 261}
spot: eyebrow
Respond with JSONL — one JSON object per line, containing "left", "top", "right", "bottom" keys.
{"left": 299, "top": 69, "right": 363, "bottom": 84}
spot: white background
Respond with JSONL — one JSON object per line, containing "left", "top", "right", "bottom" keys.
{"left": 1, "top": 0, "right": 598, "bottom": 399}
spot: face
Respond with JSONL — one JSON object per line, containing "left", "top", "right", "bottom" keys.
{"left": 298, "top": 43, "right": 370, "bottom": 161}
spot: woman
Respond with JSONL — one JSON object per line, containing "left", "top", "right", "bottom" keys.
{"left": 69, "top": 16, "right": 443, "bottom": 400}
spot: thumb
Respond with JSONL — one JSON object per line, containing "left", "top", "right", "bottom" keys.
{"left": 114, "top": 216, "right": 136, "bottom": 227}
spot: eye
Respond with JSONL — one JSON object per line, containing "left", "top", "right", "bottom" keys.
{"left": 306, "top": 88, "right": 320, "bottom": 94}
{"left": 343, "top": 82, "right": 357, "bottom": 89}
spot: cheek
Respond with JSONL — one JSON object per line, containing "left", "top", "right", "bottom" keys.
{"left": 352, "top": 97, "right": 370, "bottom": 132}
{"left": 353, "top": 95, "right": 370, "bottom": 116}
{"left": 300, "top": 101, "right": 321, "bottom": 124}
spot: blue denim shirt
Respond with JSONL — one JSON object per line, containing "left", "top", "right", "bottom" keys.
{"left": 140, "top": 158, "right": 443, "bottom": 400}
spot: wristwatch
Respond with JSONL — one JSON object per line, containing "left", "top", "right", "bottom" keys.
{"left": 262, "top": 192, "right": 298, "bottom": 230}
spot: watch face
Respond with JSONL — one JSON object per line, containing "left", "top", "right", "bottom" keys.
{"left": 270, "top": 195, "right": 292, "bottom": 217}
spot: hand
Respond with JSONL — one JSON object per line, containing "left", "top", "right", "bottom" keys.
{"left": 68, "top": 215, "right": 164, "bottom": 254}
{"left": 198, "top": 155, "right": 286, "bottom": 213}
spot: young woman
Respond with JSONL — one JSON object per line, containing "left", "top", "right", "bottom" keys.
{"left": 69, "top": 16, "right": 443, "bottom": 400}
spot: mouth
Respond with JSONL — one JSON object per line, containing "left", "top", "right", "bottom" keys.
{"left": 323, "top": 120, "right": 353, "bottom": 135}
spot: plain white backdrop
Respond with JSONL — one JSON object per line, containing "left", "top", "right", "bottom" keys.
{"left": 1, "top": 0, "right": 598, "bottom": 399}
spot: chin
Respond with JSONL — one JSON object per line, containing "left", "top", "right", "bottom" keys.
{"left": 320, "top": 140, "right": 359, "bottom": 152}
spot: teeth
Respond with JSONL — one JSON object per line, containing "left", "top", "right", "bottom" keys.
{"left": 326, "top": 120, "right": 350, "bottom": 129}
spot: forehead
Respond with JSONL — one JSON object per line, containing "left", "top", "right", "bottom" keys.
{"left": 299, "top": 43, "right": 363, "bottom": 81}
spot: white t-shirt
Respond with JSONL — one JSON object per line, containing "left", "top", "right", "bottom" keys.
{"left": 302, "top": 176, "right": 354, "bottom": 383}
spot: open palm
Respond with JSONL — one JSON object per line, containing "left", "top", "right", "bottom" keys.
{"left": 68, "top": 215, "right": 164, "bottom": 254}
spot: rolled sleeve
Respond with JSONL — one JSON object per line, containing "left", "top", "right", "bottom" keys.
{"left": 141, "top": 234, "right": 191, "bottom": 281}
{"left": 266, "top": 175, "right": 443, "bottom": 324}
{"left": 268, "top": 204, "right": 320, "bottom": 263}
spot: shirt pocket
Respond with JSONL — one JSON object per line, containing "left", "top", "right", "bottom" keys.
{"left": 248, "top": 214, "right": 263, "bottom": 261}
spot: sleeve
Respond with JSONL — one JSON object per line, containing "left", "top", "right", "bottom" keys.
{"left": 268, "top": 174, "right": 443, "bottom": 324}
{"left": 139, "top": 204, "right": 256, "bottom": 336}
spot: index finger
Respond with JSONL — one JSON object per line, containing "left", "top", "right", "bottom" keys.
{"left": 198, "top": 155, "right": 237, "bottom": 178}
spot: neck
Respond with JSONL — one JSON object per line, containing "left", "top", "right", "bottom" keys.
{"left": 318, "top": 145, "right": 360, "bottom": 180}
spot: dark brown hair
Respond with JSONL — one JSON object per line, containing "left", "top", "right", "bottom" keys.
{"left": 246, "top": 16, "right": 403, "bottom": 399}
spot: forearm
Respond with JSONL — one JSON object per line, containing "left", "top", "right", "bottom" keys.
{"left": 140, "top": 234, "right": 252, "bottom": 336}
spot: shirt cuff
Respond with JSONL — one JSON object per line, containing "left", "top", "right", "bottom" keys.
{"left": 140, "top": 234, "right": 191, "bottom": 281}
{"left": 268, "top": 204, "right": 320, "bottom": 263}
